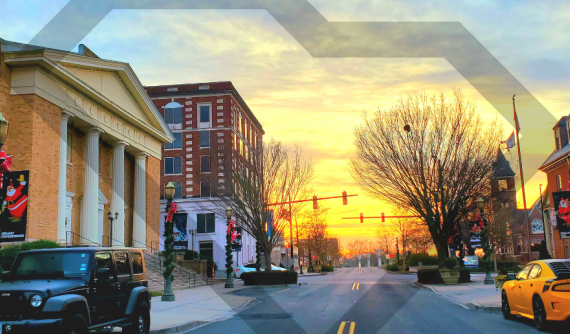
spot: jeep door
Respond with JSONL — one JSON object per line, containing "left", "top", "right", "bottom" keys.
{"left": 92, "top": 251, "right": 118, "bottom": 323}
{"left": 113, "top": 251, "right": 132, "bottom": 315}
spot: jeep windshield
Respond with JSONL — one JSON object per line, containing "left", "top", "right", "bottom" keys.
{"left": 10, "top": 251, "right": 91, "bottom": 280}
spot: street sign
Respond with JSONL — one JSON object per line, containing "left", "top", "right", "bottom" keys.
{"left": 463, "top": 255, "right": 479, "bottom": 267}
{"left": 327, "top": 255, "right": 331, "bottom": 261}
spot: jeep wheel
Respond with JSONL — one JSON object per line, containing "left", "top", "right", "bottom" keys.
{"left": 124, "top": 301, "right": 150, "bottom": 334}
{"left": 63, "top": 313, "right": 89, "bottom": 334}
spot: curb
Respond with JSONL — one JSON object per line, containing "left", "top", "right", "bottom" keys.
{"left": 149, "top": 297, "right": 259, "bottom": 333}
{"left": 412, "top": 281, "right": 501, "bottom": 314}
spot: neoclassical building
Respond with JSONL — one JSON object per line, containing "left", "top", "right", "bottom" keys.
{"left": 0, "top": 38, "right": 173, "bottom": 247}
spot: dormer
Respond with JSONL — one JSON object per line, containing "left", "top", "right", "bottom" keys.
{"left": 554, "top": 116, "right": 568, "bottom": 150}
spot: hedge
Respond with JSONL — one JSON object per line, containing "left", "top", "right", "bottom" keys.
{"left": 386, "top": 263, "right": 399, "bottom": 272}
{"left": 321, "top": 264, "right": 334, "bottom": 272}
{"left": 406, "top": 253, "right": 438, "bottom": 267}
{"left": 0, "top": 240, "right": 60, "bottom": 272}
{"left": 184, "top": 250, "right": 200, "bottom": 260}
{"left": 241, "top": 271, "right": 298, "bottom": 285}
{"left": 417, "top": 268, "right": 470, "bottom": 284}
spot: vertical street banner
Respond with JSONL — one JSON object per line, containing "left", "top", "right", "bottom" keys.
{"left": 0, "top": 171, "right": 29, "bottom": 242}
{"left": 552, "top": 191, "right": 570, "bottom": 239}
{"left": 232, "top": 226, "right": 242, "bottom": 251}
{"left": 172, "top": 212, "right": 188, "bottom": 251}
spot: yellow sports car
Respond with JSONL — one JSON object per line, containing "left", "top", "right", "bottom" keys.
{"left": 502, "top": 259, "right": 570, "bottom": 331}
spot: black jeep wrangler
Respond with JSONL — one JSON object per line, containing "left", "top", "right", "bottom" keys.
{"left": 0, "top": 247, "right": 151, "bottom": 333}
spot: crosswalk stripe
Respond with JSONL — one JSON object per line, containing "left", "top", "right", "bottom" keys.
{"left": 337, "top": 321, "right": 347, "bottom": 334}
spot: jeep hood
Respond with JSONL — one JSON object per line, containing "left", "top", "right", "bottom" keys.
{"left": 0, "top": 279, "right": 87, "bottom": 295}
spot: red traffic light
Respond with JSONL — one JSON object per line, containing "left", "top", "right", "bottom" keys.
{"left": 312, "top": 255, "right": 315, "bottom": 259}
{"left": 359, "top": 213, "right": 363, "bottom": 223}
{"left": 342, "top": 191, "right": 347, "bottom": 205}
{"left": 313, "top": 195, "right": 318, "bottom": 210}
{"left": 381, "top": 212, "right": 385, "bottom": 222}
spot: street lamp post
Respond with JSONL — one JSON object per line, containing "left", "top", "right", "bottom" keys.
{"left": 476, "top": 197, "right": 494, "bottom": 285}
{"left": 188, "top": 229, "right": 197, "bottom": 256}
{"left": 225, "top": 206, "right": 234, "bottom": 288}
{"left": 106, "top": 211, "right": 119, "bottom": 247}
{"left": 162, "top": 181, "right": 176, "bottom": 302}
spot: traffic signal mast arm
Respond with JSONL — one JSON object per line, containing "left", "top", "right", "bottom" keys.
{"left": 266, "top": 193, "right": 358, "bottom": 206}
{"left": 342, "top": 213, "right": 421, "bottom": 223}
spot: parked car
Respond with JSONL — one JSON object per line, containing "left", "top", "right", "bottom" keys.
{"left": 501, "top": 259, "right": 570, "bottom": 331}
{"left": 235, "top": 262, "right": 287, "bottom": 278}
{"left": 0, "top": 247, "right": 151, "bottom": 334}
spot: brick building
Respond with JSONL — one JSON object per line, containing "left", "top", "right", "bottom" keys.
{"left": 539, "top": 116, "right": 570, "bottom": 259}
{"left": 145, "top": 82, "right": 264, "bottom": 269}
{"left": 0, "top": 38, "right": 173, "bottom": 248}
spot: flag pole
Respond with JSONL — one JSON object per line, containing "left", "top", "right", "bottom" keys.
{"left": 513, "top": 94, "right": 533, "bottom": 261}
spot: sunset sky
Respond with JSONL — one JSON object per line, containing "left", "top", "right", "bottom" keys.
{"left": 2, "top": 0, "right": 570, "bottom": 247}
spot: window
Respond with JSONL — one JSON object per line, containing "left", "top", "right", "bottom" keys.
{"left": 516, "top": 264, "right": 533, "bottom": 280}
{"left": 165, "top": 182, "right": 183, "bottom": 199}
{"left": 66, "top": 133, "right": 72, "bottom": 163}
{"left": 200, "top": 180, "right": 211, "bottom": 197}
{"left": 498, "top": 180, "right": 507, "bottom": 191}
{"left": 114, "top": 252, "right": 130, "bottom": 276}
{"left": 95, "top": 252, "right": 113, "bottom": 271}
{"left": 556, "top": 128, "right": 561, "bottom": 150}
{"left": 198, "top": 105, "right": 211, "bottom": 128}
{"left": 244, "top": 263, "right": 256, "bottom": 268}
{"left": 200, "top": 131, "right": 210, "bottom": 148}
{"left": 557, "top": 174, "right": 563, "bottom": 191}
{"left": 528, "top": 264, "right": 542, "bottom": 279}
{"left": 201, "top": 156, "right": 211, "bottom": 173}
{"left": 164, "top": 102, "right": 183, "bottom": 129}
{"left": 165, "top": 132, "right": 182, "bottom": 149}
{"left": 199, "top": 241, "right": 213, "bottom": 259}
{"left": 131, "top": 253, "right": 143, "bottom": 274}
{"left": 165, "top": 157, "right": 182, "bottom": 175}
{"left": 197, "top": 213, "right": 215, "bottom": 233}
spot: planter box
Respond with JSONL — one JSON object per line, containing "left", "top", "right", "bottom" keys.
{"left": 440, "top": 269, "right": 460, "bottom": 284}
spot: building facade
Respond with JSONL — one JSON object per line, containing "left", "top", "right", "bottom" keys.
{"left": 539, "top": 116, "right": 570, "bottom": 259}
{"left": 145, "top": 82, "right": 264, "bottom": 269}
{"left": 0, "top": 39, "right": 173, "bottom": 248}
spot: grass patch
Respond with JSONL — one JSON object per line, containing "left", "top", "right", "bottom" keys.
{"left": 150, "top": 291, "right": 164, "bottom": 298}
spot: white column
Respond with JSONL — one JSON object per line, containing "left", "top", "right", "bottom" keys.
{"left": 133, "top": 152, "right": 147, "bottom": 248}
{"left": 57, "top": 110, "right": 72, "bottom": 241}
{"left": 111, "top": 141, "right": 128, "bottom": 246}
{"left": 80, "top": 127, "right": 102, "bottom": 245}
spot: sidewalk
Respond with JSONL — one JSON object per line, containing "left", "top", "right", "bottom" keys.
{"left": 149, "top": 281, "right": 258, "bottom": 333}
{"left": 415, "top": 273, "right": 501, "bottom": 312}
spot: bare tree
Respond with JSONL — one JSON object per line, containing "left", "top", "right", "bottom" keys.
{"left": 211, "top": 139, "right": 313, "bottom": 272}
{"left": 375, "top": 226, "right": 395, "bottom": 254}
{"left": 301, "top": 205, "right": 330, "bottom": 265}
{"left": 351, "top": 90, "right": 503, "bottom": 267}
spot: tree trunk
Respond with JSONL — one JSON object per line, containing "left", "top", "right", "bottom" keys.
{"left": 264, "top": 251, "right": 272, "bottom": 272}
{"left": 436, "top": 243, "right": 447, "bottom": 268}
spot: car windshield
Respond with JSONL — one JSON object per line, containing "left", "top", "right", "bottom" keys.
{"left": 11, "top": 251, "right": 91, "bottom": 280}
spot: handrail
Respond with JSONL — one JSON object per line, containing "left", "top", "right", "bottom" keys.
{"left": 65, "top": 231, "right": 101, "bottom": 247}
{"left": 101, "top": 235, "right": 126, "bottom": 247}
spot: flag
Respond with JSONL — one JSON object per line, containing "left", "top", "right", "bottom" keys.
{"left": 514, "top": 109, "right": 521, "bottom": 132}
{"left": 501, "top": 132, "right": 516, "bottom": 151}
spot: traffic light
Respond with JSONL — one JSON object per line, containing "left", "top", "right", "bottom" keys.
{"left": 381, "top": 213, "right": 385, "bottom": 222}
{"left": 313, "top": 195, "right": 318, "bottom": 210}
{"left": 342, "top": 191, "right": 348, "bottom": 205}
{"left": 359, "top": 213, "right": 363, "bottom": 223}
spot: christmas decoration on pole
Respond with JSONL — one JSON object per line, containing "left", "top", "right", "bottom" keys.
{"left": 162, "top": 181, "right": 177, "bottom": 301}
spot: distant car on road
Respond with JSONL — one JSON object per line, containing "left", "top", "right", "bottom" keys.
{"left": 0, "top": 247, "right": 151, "bottom": 334}
{"left": 235, "top": 263, "right": 287, "bottom": 278}
{"left": 502, "top": 259, "right": 570, "bottom": 331}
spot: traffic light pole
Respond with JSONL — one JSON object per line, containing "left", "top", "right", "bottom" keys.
{"left": 342, "top": 213, "right": 421, "bottom": 223}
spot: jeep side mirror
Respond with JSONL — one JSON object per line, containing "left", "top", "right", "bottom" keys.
{"left": 96, "top": 268, "right": 110, "bottom": 280}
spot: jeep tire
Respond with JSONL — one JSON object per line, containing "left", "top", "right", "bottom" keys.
{"left": 62, "top": 313, "right": 89, "bottom": 334}
{"left": 124, "top": 301, "right": 150, "bottom": 334}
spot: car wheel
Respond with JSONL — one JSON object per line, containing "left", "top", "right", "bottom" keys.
{"left": 501, "top": 291, "right": 514, "bottom": 320}
{"left": 533, "top": 295, "right": 549, "bottom": 332}
{"left": 62, "top": 313, "right": 89, "bottom": 334}
{"left": 124, "top": 301, "right": 151, "bottom": 334}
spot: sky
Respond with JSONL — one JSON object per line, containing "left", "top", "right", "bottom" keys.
{"left": 2, "top": 0, "right": 570, "bottom": 248}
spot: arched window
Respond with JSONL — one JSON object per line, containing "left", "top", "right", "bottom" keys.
{"left": 164, "top": 102, "right": 183, "bottom": 129}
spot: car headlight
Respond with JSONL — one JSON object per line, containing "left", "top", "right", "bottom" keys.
{"left": 30, "top": 294, "right": 43, "bottom": 307}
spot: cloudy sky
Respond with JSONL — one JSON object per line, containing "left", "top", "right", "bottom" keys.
{"left": 2, "top": 0, "right": 569, "bottom": 247}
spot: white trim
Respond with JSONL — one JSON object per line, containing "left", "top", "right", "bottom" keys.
{"left": 197, "top": 103, "right": 212, "bottom": 128}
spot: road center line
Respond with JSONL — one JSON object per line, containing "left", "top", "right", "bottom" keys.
{"left": 349, "top": 321, "right": 356, "bottom": 334}
{"left": 337, "top": 321, "right": 347, "bottom": 334}
{"left": 352, "top": 283, "right": 356, "bottom": 290}
{"left": 356, "top": 283, "right": 360, "bottom": 290}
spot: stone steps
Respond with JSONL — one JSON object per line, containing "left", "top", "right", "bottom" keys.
{"left": 143, "top": 252, "right": 209, "bottom": 292}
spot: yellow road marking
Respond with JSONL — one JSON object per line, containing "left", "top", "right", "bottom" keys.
{"left": 356, "top": 283, "right": 360, "bottom": 290}
{"left": 337, "top": 321, "right": 347, "bottom": 334}
{"left": 352, "top": 283, "right": 356, "bottom": 290}
{"left": 349, "top": 322, "right": 356, "bottom": 334}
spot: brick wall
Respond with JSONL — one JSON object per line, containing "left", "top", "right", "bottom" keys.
{"left": 546, "top": 163, "right": 569, "bottom": 258}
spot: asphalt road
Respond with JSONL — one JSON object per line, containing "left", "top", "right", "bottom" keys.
{"left": 189, "top": 267, "right": 557, "bottom": 334}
